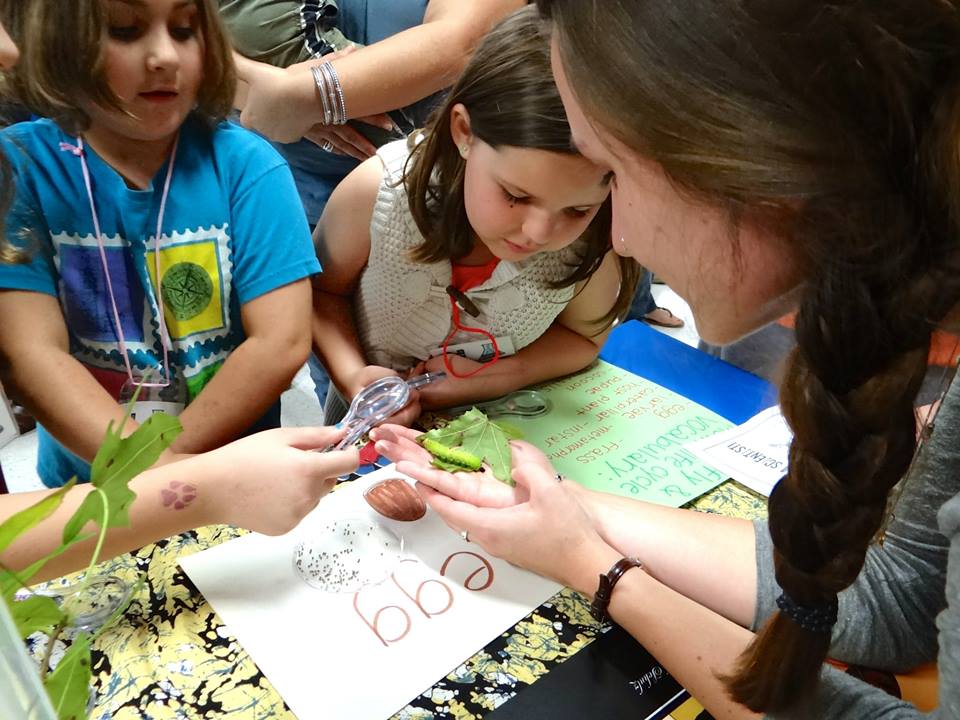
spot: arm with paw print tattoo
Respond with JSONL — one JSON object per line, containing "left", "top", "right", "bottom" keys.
{"left": 1, "top": 426, "right": 359, "bottom": 582}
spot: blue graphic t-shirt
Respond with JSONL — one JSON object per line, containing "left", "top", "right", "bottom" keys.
{"left": 0, "top": 116, "right": 320, "bottom": 486}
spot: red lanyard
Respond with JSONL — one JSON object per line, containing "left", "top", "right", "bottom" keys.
{"left": 441, "top": 287, "right": 501, "bottom": 378}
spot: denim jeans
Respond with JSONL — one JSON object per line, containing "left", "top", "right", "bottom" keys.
{"left": 626, "top": 270, "right": 657, "bottom": 321}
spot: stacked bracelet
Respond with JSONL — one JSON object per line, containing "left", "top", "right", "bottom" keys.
{"left": 590, "top": 557, "right": 644, "bottom": 622}
{"left": 311, "top": 62, "right": 347, "bottom": 125}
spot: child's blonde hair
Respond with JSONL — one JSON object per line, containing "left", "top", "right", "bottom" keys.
{"left": 3, "top": 0, "right": 235, "bottom": 134}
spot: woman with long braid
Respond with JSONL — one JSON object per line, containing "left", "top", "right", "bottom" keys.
{"left": 372, "top": 1, "right": 960, "bottom": 717}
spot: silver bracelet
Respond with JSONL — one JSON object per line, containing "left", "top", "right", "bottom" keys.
{"left": 311, "top": 64, "right": 334, "bottom": 126}
{"left": 321, "top": 61, "right": 347, "bottom": 125}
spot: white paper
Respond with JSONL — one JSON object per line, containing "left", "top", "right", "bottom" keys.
{"left": 0, "top": 384, "right": 19, "bottom": 451}
{"left": 180, "top": 466, "right": 562, "bottom": 720}
{"left": 683, "top": 406, "right": 792, "bottom": 496}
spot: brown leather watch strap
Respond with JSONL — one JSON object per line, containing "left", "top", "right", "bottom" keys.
{"left": 590, "top": 557, "right": 644, "bottom": 622}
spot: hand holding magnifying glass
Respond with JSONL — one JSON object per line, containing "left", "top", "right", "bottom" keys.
{"left": 327, "top": 371, "right": 447, "bottom": 451}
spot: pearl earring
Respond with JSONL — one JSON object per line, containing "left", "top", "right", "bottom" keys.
{"left": 460, "top": 145, "right": 469, "bottom": 157}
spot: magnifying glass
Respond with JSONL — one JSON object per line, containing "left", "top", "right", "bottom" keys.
{"left": 445, "top": 389, "right": 551, "bottom": 419}
{"left": 330, "top": 371, "right": 447, "bottom": 451}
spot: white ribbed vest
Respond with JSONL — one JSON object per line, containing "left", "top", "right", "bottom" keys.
{"left": 355, "top": 140, "right": 587, "bottom": 372}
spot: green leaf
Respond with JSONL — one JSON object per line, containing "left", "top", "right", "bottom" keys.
{"left": 430, "top": 457, "right": 473, "bottom": 473}
{"left": 63, "top": 412, "right": 182, "bottom": 545}
{"left": 460, "top": 417, "right": 515, "bottom": 485}
{"left": 44, "top": 632, "right": 92, "bottom": 720}
{"left": 9, "top": 593, "right": 66, "bottom": 636}
{"left": 420, "top": 408, "right": 488, "bottom": 446}
{"left": 491, "top": 419, "right": 524, "bottom": 440}
{"left": 420, "top": 408, "right": 522, "bottom": 485}
{"left": 0, "top": 479, "right": 76, "bottom": 554}
{"left": 0, "top": 534, "right": 95, "bottom": 597}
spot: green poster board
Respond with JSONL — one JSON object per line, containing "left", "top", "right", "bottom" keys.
{"left": 512, "top": 361, "right": 733, "bottom": 506}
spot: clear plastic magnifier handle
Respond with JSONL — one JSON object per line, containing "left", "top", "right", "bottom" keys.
{"left": 406, "top": 370, "right": 447, "bottom": 389}
{"left": 329, "top": 371, "right": 448, "bottom": 451}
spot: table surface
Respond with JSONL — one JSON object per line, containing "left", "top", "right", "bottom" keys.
{"left": 34, "top": 325, "right": 775, "bottom": 720}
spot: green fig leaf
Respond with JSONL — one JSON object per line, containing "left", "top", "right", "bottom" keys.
{"left": 419, "top": 407, "right": 521, "bottom": 484}
{"left": 44, "top": 633, "right": 92, "bottom": 720}
{"left": 9, "top": 593, "right": 66, "bottom": 637}
{"left": 62, "top": 413, "right": 182, "bottom": 545}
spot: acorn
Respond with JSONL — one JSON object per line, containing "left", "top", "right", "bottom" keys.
{"left": 364, "top": 478, "right": 427, "bottom": 522}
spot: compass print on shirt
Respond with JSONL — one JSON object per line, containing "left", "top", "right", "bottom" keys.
{"left": 147, "top": 236, "right": 227, "bottom": 340}
{"left": 162, "top": 262, "right": 213, "bottom": 321}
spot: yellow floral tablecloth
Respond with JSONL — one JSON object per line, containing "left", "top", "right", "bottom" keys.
{"left": 29, "top": 480, "right": 767, "bottom": 720}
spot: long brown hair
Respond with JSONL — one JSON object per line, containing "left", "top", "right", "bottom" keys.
{"left": 540, "top": 0, "right": 960, "bottom": 712}
{"left": 0, "top": 1, "right": 24, "bottom": 263}
{"left": 404, "top": 6, "right": 639, "bottom": 330}
{"left": 2, "top": 0, "right": 235, "bottom": 134}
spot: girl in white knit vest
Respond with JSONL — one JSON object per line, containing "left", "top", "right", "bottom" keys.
{"left": 311, "top": 7, "right": 640, "bottom": 424}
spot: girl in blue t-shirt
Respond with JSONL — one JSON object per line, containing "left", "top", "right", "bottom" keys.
{"left": 0, "top": 0, "right": 320, "bottom": 487}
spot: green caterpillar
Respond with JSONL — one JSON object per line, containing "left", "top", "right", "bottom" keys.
{"left": 420, "top": 437, "right": 483, "bottom": 471}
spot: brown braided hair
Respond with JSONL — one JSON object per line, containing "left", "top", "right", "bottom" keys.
{"left": 538, "top": 0, "right": 960, "bottom": 711}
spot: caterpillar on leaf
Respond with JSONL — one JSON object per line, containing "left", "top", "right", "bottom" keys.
{"left": 419, "top": 437, "right": 483, "bottom": 471}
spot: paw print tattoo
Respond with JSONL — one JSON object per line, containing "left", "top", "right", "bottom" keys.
{"left": 160, "top": 480, "right": 198, "bottom": 510}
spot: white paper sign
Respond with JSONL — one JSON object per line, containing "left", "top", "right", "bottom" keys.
{"left": 180, "top": 466, "right": 562, "bottom": 720}
{"left": 0, "top": 384, "right": 19, "bottom": 451}
{"left": 684, "top": 406, "right": 792, "bottom": 496}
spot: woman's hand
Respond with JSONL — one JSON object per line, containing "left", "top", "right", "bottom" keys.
{"left": 304, "top": 114, "right": 397, "bottom": 160}
{"left": 235, "top": 50, "right": 397, "bottom": 145}
{"left": 192, "top": 426, "right": 359, "bottom": 535}
{"left": 392, "top": 438, "right": 620, "bottom": 593}
{"left": 371, "top": 424, "right": 523, "bottom": 508}
{"left": 235, "top": 56, "right": 319, "bottom": 143}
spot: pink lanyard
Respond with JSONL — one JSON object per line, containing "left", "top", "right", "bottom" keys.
{"left": 60, "top": 135, "right": 179, "bottom": 388}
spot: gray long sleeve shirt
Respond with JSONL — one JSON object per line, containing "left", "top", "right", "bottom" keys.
{"left": 753, "top": 377, "right": 960, "bottom": 718}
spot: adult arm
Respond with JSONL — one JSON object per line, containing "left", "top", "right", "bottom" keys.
{"left": 1, "top": 426, "right": 359, "bottom": 582}
{"left": 376, "top": 376, "right": 960, "bottom": 720}
{"left": 386, "top": 439, "right": 764, "bottom": 720}
{"left": 0, "top": 290, "right": 140, "bottom": 462}
{"left": 236, "top": 0, "right": 524, "bottom": 143}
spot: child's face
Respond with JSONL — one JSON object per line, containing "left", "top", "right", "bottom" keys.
{"left": 451, "top": 103, "right": 611, "bottom": 262}
{"left": 85, "top": 0, "right": 204, "bottom": 145}
{"left": 460, "top": 141, "right": 610, "bottom": 262}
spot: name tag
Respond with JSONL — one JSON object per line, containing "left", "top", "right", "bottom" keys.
{"left": 128, "top": 400, "right": 184, "bottom": 423}
{"left": 428, "top": 335, "right": 516, "bottom": 363}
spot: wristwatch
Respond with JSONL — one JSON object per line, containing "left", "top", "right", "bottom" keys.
{"left": 590, "top": 557, "right": 644, "bottom": 622}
